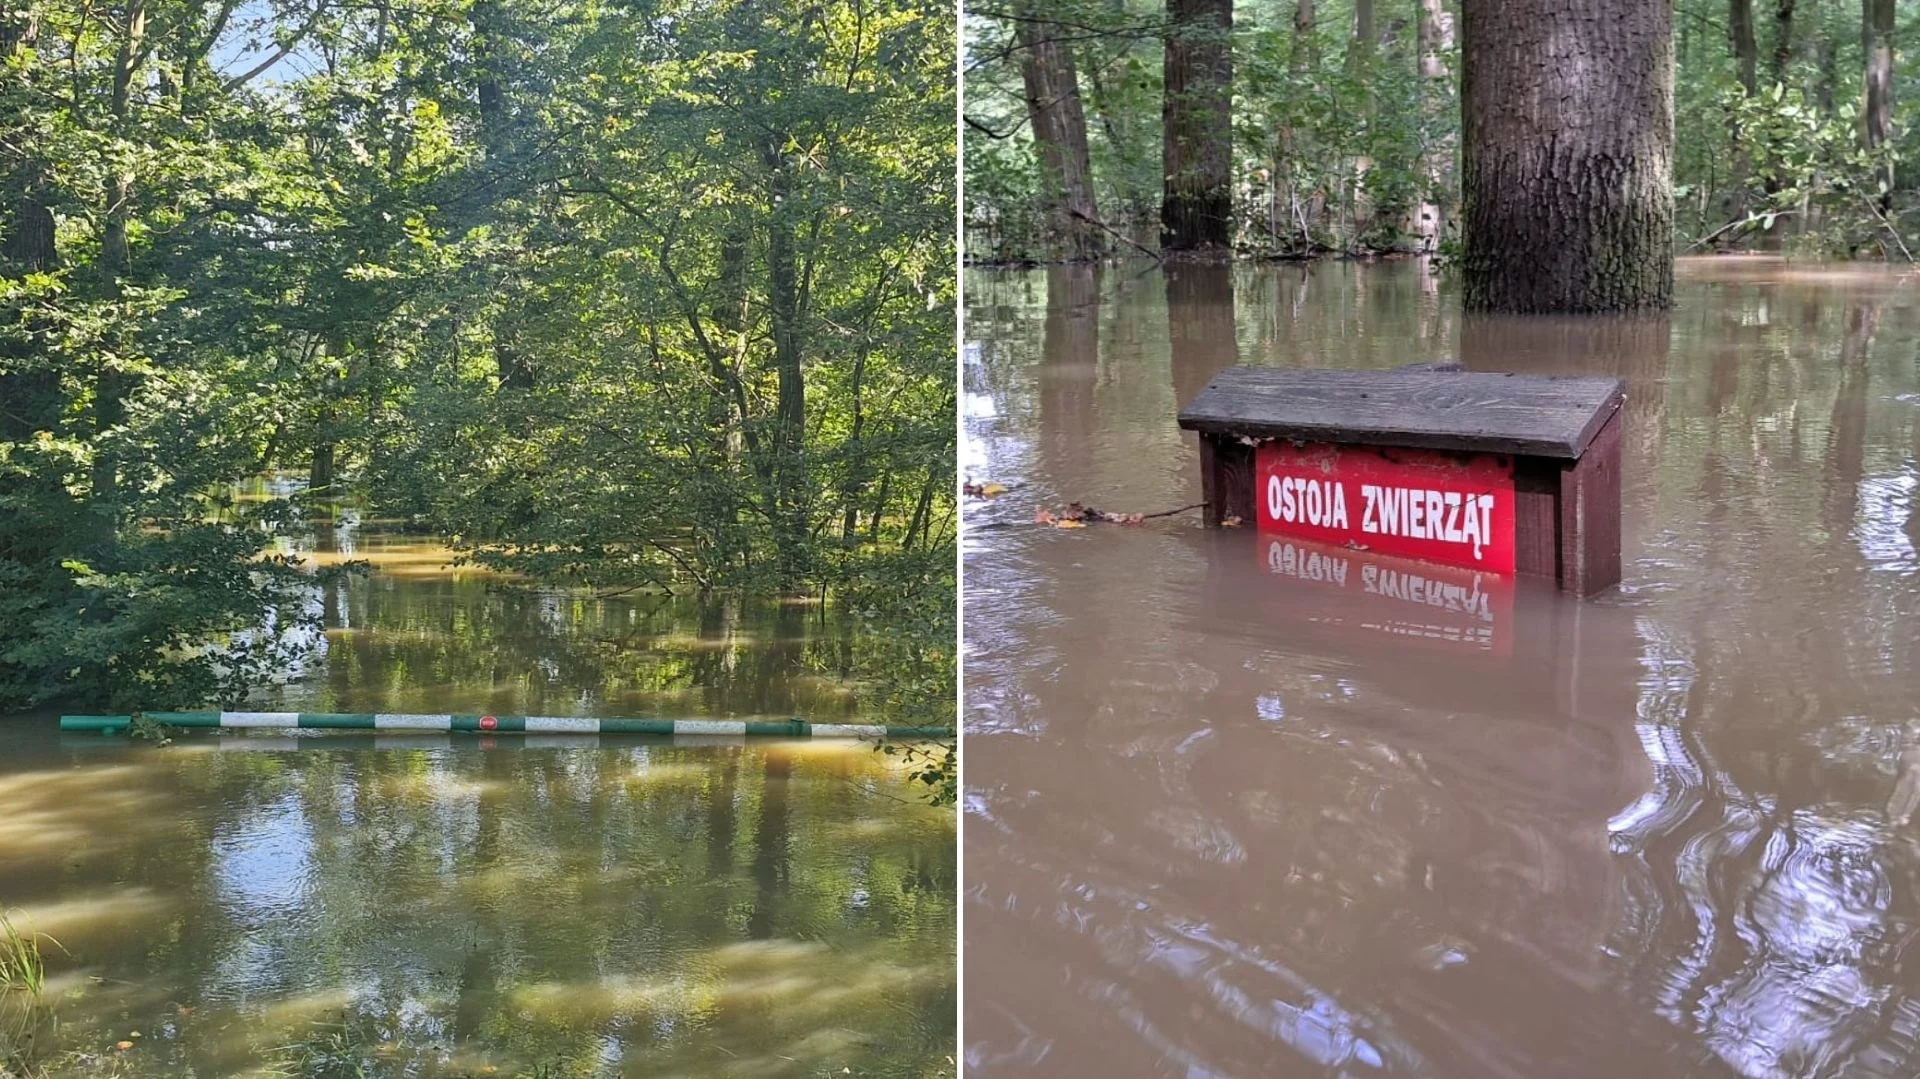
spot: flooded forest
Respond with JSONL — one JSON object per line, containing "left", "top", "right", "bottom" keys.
{"left": 1, "top": 0, "right": 956, "bottom": 1075}
{"left": 964, "top": 0, "right": 1920, "bottom": 1075}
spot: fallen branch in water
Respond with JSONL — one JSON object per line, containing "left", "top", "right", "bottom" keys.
{"left": 1069, "top": 209, "right": 1162, "bottom": 261}
{"left": 1140, "top": 501, "right": 1207, "bottom": 519}
{"left": 1031, "top": 500, "right": 1209, "bottom": 528}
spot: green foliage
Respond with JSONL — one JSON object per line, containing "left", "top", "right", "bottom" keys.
{"left": 123, "top": 711, "right": 173, "bottom": 746}
{"left": 971, "top": 0, "right": 1920, "bottom": 262}
{"left": 1, "top": 0, "right": 954, "bottom": 726}
{"left": 1, "top": 913, "right": 57, "bottom": 1079}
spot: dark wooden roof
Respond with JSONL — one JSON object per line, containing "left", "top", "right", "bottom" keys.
{"left": 1176, "top": 367, "right": 1625, "bottom": 459}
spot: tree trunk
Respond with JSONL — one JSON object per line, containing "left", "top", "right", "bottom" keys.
{"left": 1343, "top": 0, "right": 1375, "bottom": 243}
{"left": 310, "top": 331, "right": 348, "bottom": 494}
{"left": 1161, "top": 0, "right": 1233, "bottom": 251}
{"left": 1459, "top": 0, "right": 1674, "bottom": 313}
{"left": 1016, "top": 18, "right": 1102, "bottom": 261}
{"left": 1757, "top": 0, "right": 1794, "bottom": 213}
{"left": 1725, "top": 0, "right": 1757, "bottom": 226}
{"left": 1730, "top": 0, "right": 1757, "bottom": 94}
{"left": 0, "top": 8, "right": 59, "bottom": 443}
{"left": 1270, "top": 0, "right": 1314, "bottom": 251}
{"left": 1413, "top": 0, "right": 1455, "bottom": 253}
{"left": 472, "top": 0, "right": 535, "bottom": 389}
{"left": 93, "top": 2, "right": 148, "bottom": 507}
{"left": 1862, "top": 0, "right": 1894, "bottom": 207}
{"left": 1770, "top": 0, "right": 1794, "bottom": 85}
{"left": 764, "top": 140, "right": 809, "bottom": 588}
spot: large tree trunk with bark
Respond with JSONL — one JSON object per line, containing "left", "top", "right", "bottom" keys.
{"left": 1161, "top": 0, "right": 1232, "bottom": 251}
{"left": 1459, "top": 0, "right": 1674, "bottom": 313}
{"left": 1016, "top": 19, "right": 1102, "bottom": 261}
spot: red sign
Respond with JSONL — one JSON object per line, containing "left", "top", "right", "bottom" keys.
{"left": 1255, "top": 442, "right": 1516, "bottom": 573}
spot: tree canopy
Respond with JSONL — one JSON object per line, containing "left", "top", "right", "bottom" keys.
{"left": 1, "top": 0, "right": 955, "bottom": 718}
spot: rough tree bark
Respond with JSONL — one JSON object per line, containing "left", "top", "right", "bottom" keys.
{"left": 1016, "top": 18, "right": 1102, "bottom": 260}
{"left": 1161, "top": 0, "right": 1232, "bottom": 251}
{"left": 1459, "top": 0, "right": 1674, "bottom": 313}
{"left": 1413, "top": 0, "right": 1455, "bottom": 253}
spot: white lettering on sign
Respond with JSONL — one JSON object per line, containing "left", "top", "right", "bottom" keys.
{"left": 1359, "top": 485, "right": 1495, "bottom": 561}
{"left": 1266, "top": 475, "right": 1350, "bottom": 530}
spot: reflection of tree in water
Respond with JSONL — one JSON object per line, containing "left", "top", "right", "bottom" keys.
{"left": 282, "top": 542, "right": 862, "bottom": 718}
{"left": 16, "top": 744, "right": 954, "bottom": 1076}
{"left": 1600, "top": 293, "right": 1920, "bottom": 1077}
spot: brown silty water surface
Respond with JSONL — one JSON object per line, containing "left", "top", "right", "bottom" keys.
{"left": 962, "top": 258, "right": 1920, "bottom": 1078}
{"left": 0, "top": 505, "right": 954, "bottom": 1077}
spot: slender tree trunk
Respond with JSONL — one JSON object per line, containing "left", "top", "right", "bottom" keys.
{"left": 1459, "top": 0, "right": 1674, "bottom": 313}
{"left": 1862, "top": 0, "right": 1894, "bottom": 211}
{"left": 1161, "top": 0, "right": 1233, "bottom": 251}
{"left": 1730, "top": 0, "right": 1757, "bottom": 93}
{"left": 472, "top": 0, "right": 535, "bottom": 389}
{"left": 310, "top": 331, "right": 348, "bottom": 493}
{"left": 93, "top": 2, "right": 148, "bottom": 508}
{"left": 0, "top": 9, "right": 59, "bottom": 443}
{"left": 1814, "top": 30, "right": 1836, "bottom": 113}
{"left": 764, "top": 140, "right": 809, "bottom": 588}
{"left": 1343, "top": 0, "right": 1376, "bottom": 245}
{"left": 1769, "top": 0, "right": 1794, "bottom": 85}
{"left": 1414, "top": 0, "right": 1455, "bottom": 253}
{"left": 1725, "top": 0, "right": 1757, "bottom": 226}
{"left": 1016, "top": 19, "right": 1102, "bottom": 260}
{"left": 1271, "top": 0, "right": 1314, "bottom": 251}
{"left": 838, "top": 346, "right": 868, "bottom": 543}
{"left": 1757, "top": 0, "right": 1795, "bottom": 217}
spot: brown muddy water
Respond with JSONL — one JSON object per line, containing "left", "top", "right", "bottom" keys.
{"left": 962, "top": 258, "right": 1920, "bottom": 1078}
{"left": 0, "top": 507, "right": 954, "bottom": 1077}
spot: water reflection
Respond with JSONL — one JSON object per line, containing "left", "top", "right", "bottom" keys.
{"left": 0, "top": 735, "right": 954, "bottom": 1076}
{"left": 964, "top": 258, "right": 1920, "bottom": 1077}
{"left": 1, "top": 509, "right": 953, "bottom": 1076}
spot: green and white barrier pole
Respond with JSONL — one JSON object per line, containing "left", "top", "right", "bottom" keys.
{"left": 59, "top": 712, "right": 953, "bottom": 739}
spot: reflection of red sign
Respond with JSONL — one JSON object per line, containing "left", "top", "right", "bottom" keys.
{"left": 1260, "top": 536, "right": 1515, "bottom": 654}
{"left": 1255, "top": 442, "right": 1516, "bottom": 573}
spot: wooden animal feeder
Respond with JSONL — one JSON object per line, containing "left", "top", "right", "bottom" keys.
{"left": 1176, "top": 366, "right": 1625, "bottom": 595}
